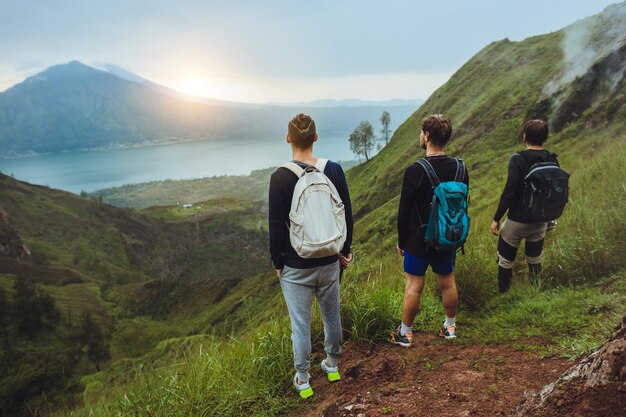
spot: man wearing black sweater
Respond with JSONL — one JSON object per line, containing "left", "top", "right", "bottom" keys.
{"left": 491, "top": 119, "right": 558, "bottom": 292}
{"left": 391, "top": 114, "right": 469, "bottom": 347}
{"left": 268, "top": 113, "right": 353, "bottom": 398}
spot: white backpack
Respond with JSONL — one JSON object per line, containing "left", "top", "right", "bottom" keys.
{"left": 281, "top": 158, "right": 347, "bottom": 259}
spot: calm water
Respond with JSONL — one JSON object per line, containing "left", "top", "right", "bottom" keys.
{"left": 0, "top": 134, "right": 355, "bottom": 194}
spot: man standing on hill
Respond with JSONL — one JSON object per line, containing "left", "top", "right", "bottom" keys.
{"left": 391, "top": 114, "right": 469, "bottom": 347}
{"left": 268, "top": 113, "right": 353, "bottom": 398}
{"left": 491, "top": 119, "right": 561, "bottom": 292}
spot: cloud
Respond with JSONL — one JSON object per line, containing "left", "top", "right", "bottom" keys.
{"left": 544, "top": 2, "right": 626, "bottom": 96}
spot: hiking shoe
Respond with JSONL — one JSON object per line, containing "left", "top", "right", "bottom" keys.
{"left": 438, "top": 322, "right": 456, "bottom": 339}
{"left": 293, "top": 373, "right": 313, "bottom": 399}
{"left": 389, "top": 326, "right": 414, "bottom": 347}
{"left": 321, "top": 360, "right": 341, "bottom": 382}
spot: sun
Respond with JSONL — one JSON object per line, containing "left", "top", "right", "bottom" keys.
{"left": 177, "top": 77, "right": 211, "bottom": 97}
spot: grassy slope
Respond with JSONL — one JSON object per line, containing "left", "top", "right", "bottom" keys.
{"left": 0, "top": 176, "right": 272, "bottom": 414}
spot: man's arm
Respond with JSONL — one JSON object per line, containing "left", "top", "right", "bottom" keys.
{"left": 268, "top": 170, "right": 287, "bottom": 271}
{"left": 333, "top": 165, "right": 353, "bottom": 257}
{"left": 398, "top": 165, "right": 421, "bottom": 251}
{"left": 492, "top": 155, "right": 521, "bottom": 233}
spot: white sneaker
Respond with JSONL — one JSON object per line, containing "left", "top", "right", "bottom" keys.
{"left": 293, "top": 373, "right": 313, "bottom": 399}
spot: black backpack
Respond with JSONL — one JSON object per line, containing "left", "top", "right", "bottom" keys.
{"left": 519, "top": 152, "right": 570, "bottom": 221}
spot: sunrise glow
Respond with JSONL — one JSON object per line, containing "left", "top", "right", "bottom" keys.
{"left": 176, "top": 76, "right": 212, "bottom": 97}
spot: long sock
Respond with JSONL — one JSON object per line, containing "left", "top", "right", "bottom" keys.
{"left": 528, "top": 263, "right": 542, "bottom": 283}
{"left": 296, "top": 371, "right": 309, "bottom": 384}
{"left": 498, "top": 266, "right": 513, "bottom": 293}
{"left": 325, "top": 356, "right": 338, "bottom": 367}
{"left": 445, "top": 316, "right": 456, "bottom": 328}
{"left": 400, "top": 322, "right": 413, "bottom": 336}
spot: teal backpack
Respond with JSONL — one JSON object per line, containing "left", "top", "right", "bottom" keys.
{"left": 416, "top": 158, "right": 470, "bottom": 253}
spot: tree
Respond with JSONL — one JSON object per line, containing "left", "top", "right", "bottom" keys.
{"left": 12, "top": 278, "right": 60, "bottom": 336}
{"left": 380, "top": 111, "right": 391, "bottom": 145}
{"left": 0, "top": 288, "right": 11, "bottom": 356}
{"left": 349, "top": 121, "right": 376, "bottom": 162}
{"left": 13, "top": 278, "right": 42, "bottom": 335}
{"left": 80, "top": 313, "right": 110, "bottom": 372}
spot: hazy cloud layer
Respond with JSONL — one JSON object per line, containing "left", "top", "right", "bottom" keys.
{"left": 0, "top": 0, "right": 620, "bottom": 101}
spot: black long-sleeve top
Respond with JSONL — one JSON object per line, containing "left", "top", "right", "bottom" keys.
{"left": 268, "top": 160, "right": 353, "bottom": 270}
{"left": 493, "top": 149, "right": 558, "bottom": 223}
{"left": 397, "top": 155, "right": 470, "bottom": 257}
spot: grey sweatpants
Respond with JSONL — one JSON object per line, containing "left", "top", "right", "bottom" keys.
{"left": 279, "top": 261, "right": 342, "bottom": 374}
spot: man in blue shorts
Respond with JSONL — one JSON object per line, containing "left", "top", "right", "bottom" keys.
{"left": 390, "top": 114, "right": 469, "bottom": 346}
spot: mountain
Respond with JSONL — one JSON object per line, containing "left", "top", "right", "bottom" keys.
{"left": 346, "top": 1, "right": 626, "bottom": 222}
{"left": 0, "top": 61, "right": 226, "bottom": 156}
{"left": 0, "top": 63, "right": 418, "bottom": 158}
{"left": 98, "top": 64, "right": 257, "bottom": 107}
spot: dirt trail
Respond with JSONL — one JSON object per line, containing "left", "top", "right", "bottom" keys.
{"left": 294, "top": 332, "right": 573, "bottom": 417}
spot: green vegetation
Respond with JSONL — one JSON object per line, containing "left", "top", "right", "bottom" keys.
{"left": 349, "top": 120, "right": 376, "bottom": 161}
{"left": 380, "top": 110, "right": 391, "bottom": 145}
{"left": 0, "top": 177, "right": 270, "bottom": 415}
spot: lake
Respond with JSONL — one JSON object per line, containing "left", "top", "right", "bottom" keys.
{"left": 0, "top": 134, "right": 357, "bottom": 194}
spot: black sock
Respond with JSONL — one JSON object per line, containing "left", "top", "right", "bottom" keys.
{"left": 498, "top": 266, "right": 513, "bottom": 293}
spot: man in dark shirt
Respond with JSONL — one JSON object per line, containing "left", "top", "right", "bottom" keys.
{"left": 268, "top": 113, "right": 353, "bottom": 398}
{"left": 391, "top": 114, "right": 469, "bottom": 347}
{"left": 491, "top": 119, "right": 558, "bottom": 292}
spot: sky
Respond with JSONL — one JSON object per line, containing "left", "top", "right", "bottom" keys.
{"left": 0, "top": 0, "right": 620, "bottom": 103}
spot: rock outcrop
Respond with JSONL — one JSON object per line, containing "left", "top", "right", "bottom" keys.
{"left": 514, "top": 318, "right": 626, "bottom": 417}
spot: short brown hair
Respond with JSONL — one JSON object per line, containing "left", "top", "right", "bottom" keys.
{"left": 421, "top": 114, "right": 452, "bottom": 146}
{"left": 288, "top": 113, "right": 316, "bottom": 149}
{"left": 522, "top": 119, "right": 549, "bottom": 145}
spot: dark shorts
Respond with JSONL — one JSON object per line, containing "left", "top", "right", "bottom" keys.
{"left": 404, "top": 251, "right": 455, "bottom": 276}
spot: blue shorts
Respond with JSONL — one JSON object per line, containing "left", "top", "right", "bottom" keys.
{"left": 403, "top": 251, "right": 455, "bottom": 276}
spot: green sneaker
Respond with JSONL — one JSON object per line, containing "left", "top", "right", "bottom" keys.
{"left": 293, "top": 373, "right": 313, "bottom": 399}
{"left": 321, "top": 360, "right": 341, "bottom": 382}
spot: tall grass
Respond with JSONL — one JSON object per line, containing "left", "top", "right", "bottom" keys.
{"left": 541, "top": 145, "right": 626, "bottom": 285}
{"left": 65, "top": 322, "right": 298, "bottom": 417}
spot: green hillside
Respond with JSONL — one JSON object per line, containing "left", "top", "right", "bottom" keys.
{"left": 0, "top": 175, "right": 272, "bottom": 415}
{"left": 1, "top": 3, "right": 625, "bottom": 417}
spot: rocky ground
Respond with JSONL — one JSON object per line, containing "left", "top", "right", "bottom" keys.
{"left": 290, "top": 332, "right": 574, "bottom": 417}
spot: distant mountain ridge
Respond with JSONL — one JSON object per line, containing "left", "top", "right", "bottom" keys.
{"left": 271, "top": 98, "right": 425, "bottom": 108}
{"left": 0, "top": 62, "right": 419, "bottom": 158}
{"left": 98, "top": 64, "right": 425, "bottom": 109}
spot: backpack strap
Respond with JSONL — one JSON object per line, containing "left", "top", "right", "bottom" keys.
{"left": 281, "top": 162, "right": 306, "bottom": 178}
{"left": 453, "top": 158, "right": 466, "bottom": 182}
{"left": 315, "top": 158, "right": 329, "bottom": 173}
{"left": 415, "top": 159, "right": 441, "bottom": 186}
